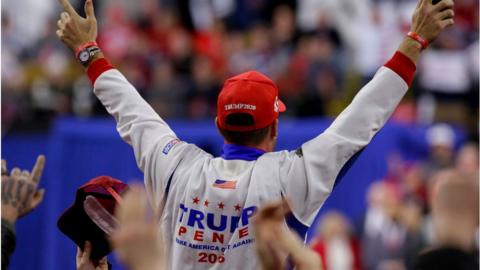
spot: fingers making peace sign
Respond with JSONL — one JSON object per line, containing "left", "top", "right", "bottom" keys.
{"left": 56, "top": 0, "right": 98, "bottom": 52}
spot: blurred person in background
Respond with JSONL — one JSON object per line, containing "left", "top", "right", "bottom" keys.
{"left": 361, "top": 181, "right": 408, "bottom": 270}
{"left": 414, "top": 170, "right": 478, "bottom": 270}
{"left": 2, "top": 0, "right": 56, "bottom": 50}
{"left": 269, "top": 5, "right": 297, "bottom": 78}
{"left": 397, "top": 163, "right": 428, "bottom": 211}
{"left": 416, "top": 26, "right": 473, "bottom": 126}
{"left": 361, "top": 180, "right": 425, "bottom": 270}
{"left": 423, "top": 123, "right": 455, "bottom": 177}
{"left": 186, "top": 0, "right": 235, "bottom": 32}
{"left": 327, "top": 0, "right": 396, "bottom": 81}
{"left": 185, "top": 55, "right": 220, "bottom": 119}
{"left": 422, "top": 159, "right": 479, "bottom": 244}
{"left": 454, "top": 142, "right": 479, "bottom": 180}
{"left": 296, "top": 66, "right": 341, "bottom": 117}
{"left": 310, "top": 211, "right": 362, "bottom": 270}
{"left": 294, "top": 30, "right": 344, "bottom": 117}
{"left": 398, "top": 200, "right": 425, "bottom": 270}
{"left": 384, "top": 156, "right": 429, "bottom": 212}
{"left": 420, "top": 169, "right": 447, "bottom": 246}
{"left": 145, "top": 61, "right": 188, "bottom": 118}
{"left": 421, "top": 168, "right": 463, "bottom": 246}
{"left": 1, "top": 156, "right": 46, "bottom": 269}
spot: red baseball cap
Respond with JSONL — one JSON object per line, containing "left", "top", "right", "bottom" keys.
{"left": 217, "top": 70, "right": 286, "bottom": 131}
{"left": 57, "top": 176, "right": 129, "bottom": 261}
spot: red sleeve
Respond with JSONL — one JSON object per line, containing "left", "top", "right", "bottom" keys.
{"left": 384, "top": 51, "right": 416, "bottom": 86}
{"left": 311, "top": 240, "right": 328, "bottom": 270}
{"left": 350, "top": 238, "right": 363, "bottom": 270}
{"left": 87, "top": 58, "right": 114, "bottom": 84}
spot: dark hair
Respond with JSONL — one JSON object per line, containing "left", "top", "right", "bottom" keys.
{"left": 218, "top": 113, "right": 271, "bottom": 146}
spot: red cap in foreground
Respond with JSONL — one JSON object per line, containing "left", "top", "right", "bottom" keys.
{"left": 57, "top": 176, "right": 129, "bottom": 261}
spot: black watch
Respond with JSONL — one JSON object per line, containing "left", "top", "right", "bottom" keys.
{"left": 77, "top": 46, "right": 101, "bottom": 67}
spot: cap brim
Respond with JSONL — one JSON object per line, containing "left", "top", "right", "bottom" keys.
{"left": 278, "top": 99, "right": 286, "bottom": 113}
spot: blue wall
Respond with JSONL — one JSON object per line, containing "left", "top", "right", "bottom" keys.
{"left": 1, "top": 117, "right": 465, "bottom": 270}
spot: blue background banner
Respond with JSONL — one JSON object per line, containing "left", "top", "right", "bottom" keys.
{"left": 1, "top": 117, "right": 465, "bottom": 270}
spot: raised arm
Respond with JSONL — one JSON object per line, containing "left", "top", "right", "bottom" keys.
{"left": 55, "top": 0, "right": 179, "bottom": 171}
{"left": 280, "top": 0, "right": 455, "bottom": 226}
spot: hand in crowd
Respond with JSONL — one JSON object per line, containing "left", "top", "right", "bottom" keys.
{"left": 253, "top": 200, "right": 322, "bottom": 270}
{"left": 110, "top": 185, "right": 164, "bottom": 270}
{"left": 1, "top": 155, "right": 46, "bottom": 223}
{"left": 56, "top": 0, "right": 97, "bottom": 51}
{"left": 410, "top": 0, "right": 454, "bottom": 42}
{"left": 76, "top": 241, "right": 108, "bottom": 270}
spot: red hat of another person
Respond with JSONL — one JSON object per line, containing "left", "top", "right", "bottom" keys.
{"left": 58, "top": 176, "right": 128, "bottom": 261}
{"left": 217, "top": 70, "right": 286, "bottom": 131}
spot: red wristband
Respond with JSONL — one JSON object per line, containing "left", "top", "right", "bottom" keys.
{"left": 384, "top": 51, "right": 416, "bottom": 86}
{"left": 87, "top": 58, "right": 114, "bottom": 84}
{"left": 75, "top": 41, "right": 98, "bottom": 58}
{"left": 407, "top": 32, "right": 428, "bottom": 50}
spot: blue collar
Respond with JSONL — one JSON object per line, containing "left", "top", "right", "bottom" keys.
{"left": 221, "top": 144, "right": 266, "bottom": 161}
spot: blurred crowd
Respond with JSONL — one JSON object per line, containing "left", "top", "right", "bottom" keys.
{"left": 2, "top": 0, "right": 478, "bottom": 139}
{"left": 308, "top": 124, "right": 479, "bottom": 270}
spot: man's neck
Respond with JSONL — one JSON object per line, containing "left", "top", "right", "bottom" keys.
{"left": 435, "top": 221, "right": 476, "bottom": 251}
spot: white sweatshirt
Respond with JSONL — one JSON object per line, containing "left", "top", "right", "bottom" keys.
{"left": 88, "top": 52, "right": 415, "bottom": 270}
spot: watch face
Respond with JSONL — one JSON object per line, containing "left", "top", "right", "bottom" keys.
{"left": 79, "top": 50, "right": 90, "bottom": 63}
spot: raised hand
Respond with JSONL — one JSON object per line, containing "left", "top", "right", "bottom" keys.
{"left": 397, "top": 0, "right": 455, "bottom": 64}
{"left": 56, "top": 0, "right": 97, "bottom": 51}
{"left": 110, "top": 185, "right": 165, "bottom": 270}
{"left": 253, "top": 200, "right": 322, "bottom": 270}
{"left": 410, "top": 0, "right": 454, "bottom": 43}
{"left": 76, "top": 241, "right": 108, "bottom": 270}
{"left": 1, "top": 155, "right": 46, "bottom": 223}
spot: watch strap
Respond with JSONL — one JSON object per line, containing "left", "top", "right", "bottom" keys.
{"left": 87, "top": 46, "right": 101, "bottom": 56}
{"left": 75, "top": 41, "right": 98, "bottom": 59}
